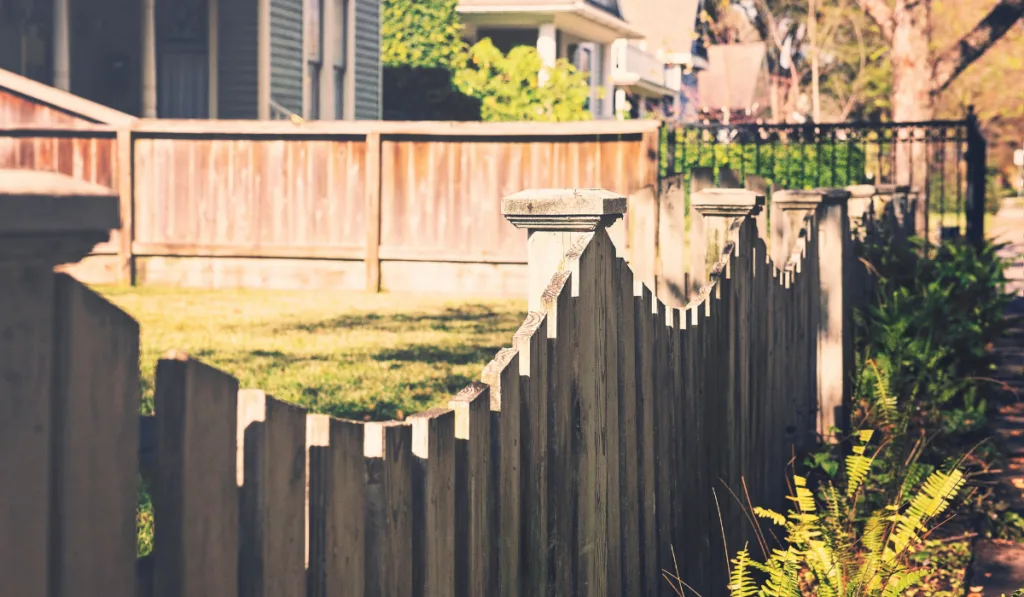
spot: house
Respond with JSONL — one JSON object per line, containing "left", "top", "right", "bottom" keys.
{"left": 455, "top": 0, "right": 705, "bottom": 120}
{"left": 0, "top": 0, "right": 381, "bottom": 120}
{"left": 696, "top": 42, "right": 770, "bottom": 124}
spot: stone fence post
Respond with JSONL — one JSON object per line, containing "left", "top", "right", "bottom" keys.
{"left": 0, "top": 169, "right": 121, "bottom": 597}
{"left": 501, "top": 188, "right": 626, "bottom": 313}
{"left": 772, "top": 188, "right": 853, "bottom": 442}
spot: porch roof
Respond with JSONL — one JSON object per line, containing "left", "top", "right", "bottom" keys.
{"left": 457, "top": 1, "right": 644, "bottom": 42}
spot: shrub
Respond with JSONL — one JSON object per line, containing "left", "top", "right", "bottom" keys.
{"left": 452, "top": 39, "right": 592, "bottom": 122}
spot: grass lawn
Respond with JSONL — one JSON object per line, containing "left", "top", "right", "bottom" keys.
{"left": 97, "top": 285, "right": 526, "bottom": 420}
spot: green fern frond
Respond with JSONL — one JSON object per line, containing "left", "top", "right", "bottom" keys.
{"left": 881, "top": 569, "right": 927, "bottom": 597}
{"left": 846, "top": 452, "right": 874, "bottom": 498}
{"left": 728, "top": 547, "right": 760, "bottom": 597}
{"left": 754, "top": 506, "right": 788, "bottom": 527}
{"left": 890, "top": 469, "right": 965, "bottom": 556}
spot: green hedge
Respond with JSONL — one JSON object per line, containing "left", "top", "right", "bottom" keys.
{"left": 658, "top": 127, "right": 870, "bottom": 190}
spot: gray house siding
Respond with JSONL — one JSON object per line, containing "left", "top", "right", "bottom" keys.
{"left": 353, "top": 0, "right": 380, "bottom": 120}
{"left": 219, "top": 0, "right": 260, "bottom": 118}
{"left": 270, "top": 0, "right": 304, "bottom": 116}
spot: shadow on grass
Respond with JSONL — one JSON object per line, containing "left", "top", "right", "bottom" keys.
{"left": 373, "top": 343, "right": 503, "bottom": 366}
{"left": 275, "top": 305, "right": 524, "bottom": 336}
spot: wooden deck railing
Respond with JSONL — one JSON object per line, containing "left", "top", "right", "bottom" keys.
{"left": 0, "top": 164, "right": 920, "bottom": 597}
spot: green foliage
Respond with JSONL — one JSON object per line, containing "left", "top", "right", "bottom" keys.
{"left": 452, "top": 39, "right": 592, "bottom": 122}
{"left": 658, "top": 127, "right": 869, "bottom": 188}
{"left": 730, "top": 441, "right": 967, "bottom": 597}
{"left": 381, "top": 0, "right": 467, "bottom": 70}
{"left": 137, "top": 476, "right": 153, "bottom": 557}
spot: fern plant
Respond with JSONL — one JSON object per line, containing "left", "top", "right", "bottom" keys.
{"left": 733, "top": 430, "right": 967, "bottom": 597}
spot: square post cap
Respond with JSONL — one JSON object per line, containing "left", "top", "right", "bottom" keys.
{"left": 691, "top": 188, "right": 765, "bottom": 218}
{"left": 845, "top": 184, "right": 876, "bottom": 198}
{"left": 773, "top": 188, "right": 851, "bottom": 210}
{"left": 0, "top": 169, "right": 119, "bottom": 264}
{"left": 502, "top": 188, "right": 626, "bottom": 232}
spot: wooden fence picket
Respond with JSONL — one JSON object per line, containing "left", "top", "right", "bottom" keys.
{"left": 152, "top": 353, "right": 240, "bottom": 597}
{"left": 50, "top": 275, "right": 140, "bottom": 597}
{"left": 237, "top": 390, "right": 307, "bottom": 597}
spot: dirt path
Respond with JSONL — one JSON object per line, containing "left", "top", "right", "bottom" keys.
{"left": 968, "top": 201, "right": 1024, "bottom": 597}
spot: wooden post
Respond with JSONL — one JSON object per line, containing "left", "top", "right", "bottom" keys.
{"left": 657, "top": 174, "right": 687, "bottom": 305}
{"left": 364, "top": 132, "right": 382, "bottom": 291}
{"left": 691, "top": 189, "right": 764, "bottom": 281}
{"left": 142, "top": 0, "right": 158, "bottom": 117}
{"left": 53, "top": 0, "right": 70, "bottom": 90}
{"left": 502, "top": 188, "right": 626, "bottom": 597}
{"left": 965, "top": 107, "right": 987, "bottom": 246}
{"left": 772, "top": 188, "right": 852, "bottom": 441}
{"left": 116, "top": 129, "right": 134, "bottom": 284}
{"left": 845, "top": 184, "right": 875, "bottom": 236}
{"left": 687, "top": 167, "right": 714, "bottom": 295}
{"left": 0, "top": 170, "right": 123, "bottom": 597}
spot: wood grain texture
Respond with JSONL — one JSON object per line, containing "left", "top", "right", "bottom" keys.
{"left": 237, "top": 390, "right": 307, "bottom": 597}
{"left": 0, "top": 264, "right": 55, "bottom": 597}
{"left": 50, "top": 275, "right": 140, "bottom": 597}
{"left": 152, "top": 354, "right": 240, "bottom": 597}
{"left": 410, "top": 408, "right": 457, "bottom": 597}
{"left": 307, "top": 416, "right": 365, "bottom": 597}
{"left": 364, "top": 422, "right": 414, "bottom": 597}
{"left": 449, "top": 383, "right": 493, "bottom": 597}
{"left": 481, "top": 348, "right": 521, "bottom": 597}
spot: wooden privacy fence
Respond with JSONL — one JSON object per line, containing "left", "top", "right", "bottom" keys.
{"left": 2, "top": 168, "right": 881, "bottom": 597}
{"left": 0, "top": 104, "right": 663, "bottom": 300}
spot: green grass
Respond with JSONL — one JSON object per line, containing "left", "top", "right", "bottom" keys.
{"left": 96, "top": 285, "right": 526, "bottom": 420}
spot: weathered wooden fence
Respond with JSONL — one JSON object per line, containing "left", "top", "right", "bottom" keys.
{"left": 0, "top": 161, "right": 909, "bottom": 596}
{"left": 0, "top": 72, "right": 665, "bottom": 298}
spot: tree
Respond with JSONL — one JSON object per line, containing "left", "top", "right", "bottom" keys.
{"left": 381, "top": 0, "right": 467, "bottom": 70}
{"left": 452, "top": 39, "right": 593, "bottom": 122}
{"left": 856, "top": 0, "right": 1024, "bottom": 122}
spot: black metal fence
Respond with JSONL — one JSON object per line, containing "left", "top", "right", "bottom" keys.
{"left": 658, "top": 112, "right": 987, "bottom": 244}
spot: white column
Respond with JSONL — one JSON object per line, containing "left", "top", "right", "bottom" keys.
{"left": 141, "top": 0, "right": 157, "bottom": 117}
{"left": 536, "top": 23, "right": 557, "bottom": 86}
{"left": 53, "top": 0, "right": 70, "bottom": 90}
{"left": 601, "top": 43, "right": 614, "bottom": 119}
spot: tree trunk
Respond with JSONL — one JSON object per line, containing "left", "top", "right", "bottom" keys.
{"left": 890, "top": 0, "right": 932, "bottom": 236}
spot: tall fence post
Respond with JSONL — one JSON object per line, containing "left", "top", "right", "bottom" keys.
{"left": 965, "top": 106, "right": 987, "bottom": 246}
{"left": 687, "top": 167, "right": 715, "bottom": 296}
{"left": 0, "top": 170, "right": 124, "bottom": 597}
{"left": 773, "top": 188, "right": 852, "bottom": 442}
{"left": 502, "top": 188, "right": 626, "bottom": 597}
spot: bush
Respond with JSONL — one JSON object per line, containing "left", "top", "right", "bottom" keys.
{"left": 658, "top": 127, "right": 870, "bottom": 189}
{"left": 452, "top": 39, "right": 592, "bottom": 122}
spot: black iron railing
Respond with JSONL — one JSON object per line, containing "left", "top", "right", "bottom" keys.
{"left": 659, "top": 112, "right": 987, "bottom": 244}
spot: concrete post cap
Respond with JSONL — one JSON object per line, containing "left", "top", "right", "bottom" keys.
{"left": 502, "top": 188, "right": 626, "bottom": 231}
{"left": 774, "top": 188, "right": 851, "bottom": 210}
{"left": 691, "top": 188, "right": 765, "bottom": 218}
{"left": 0, "top": 169, "right": 119, "bottom": 236}
{"left": 845, "top": 184, "right": 876, "bottom": 198}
